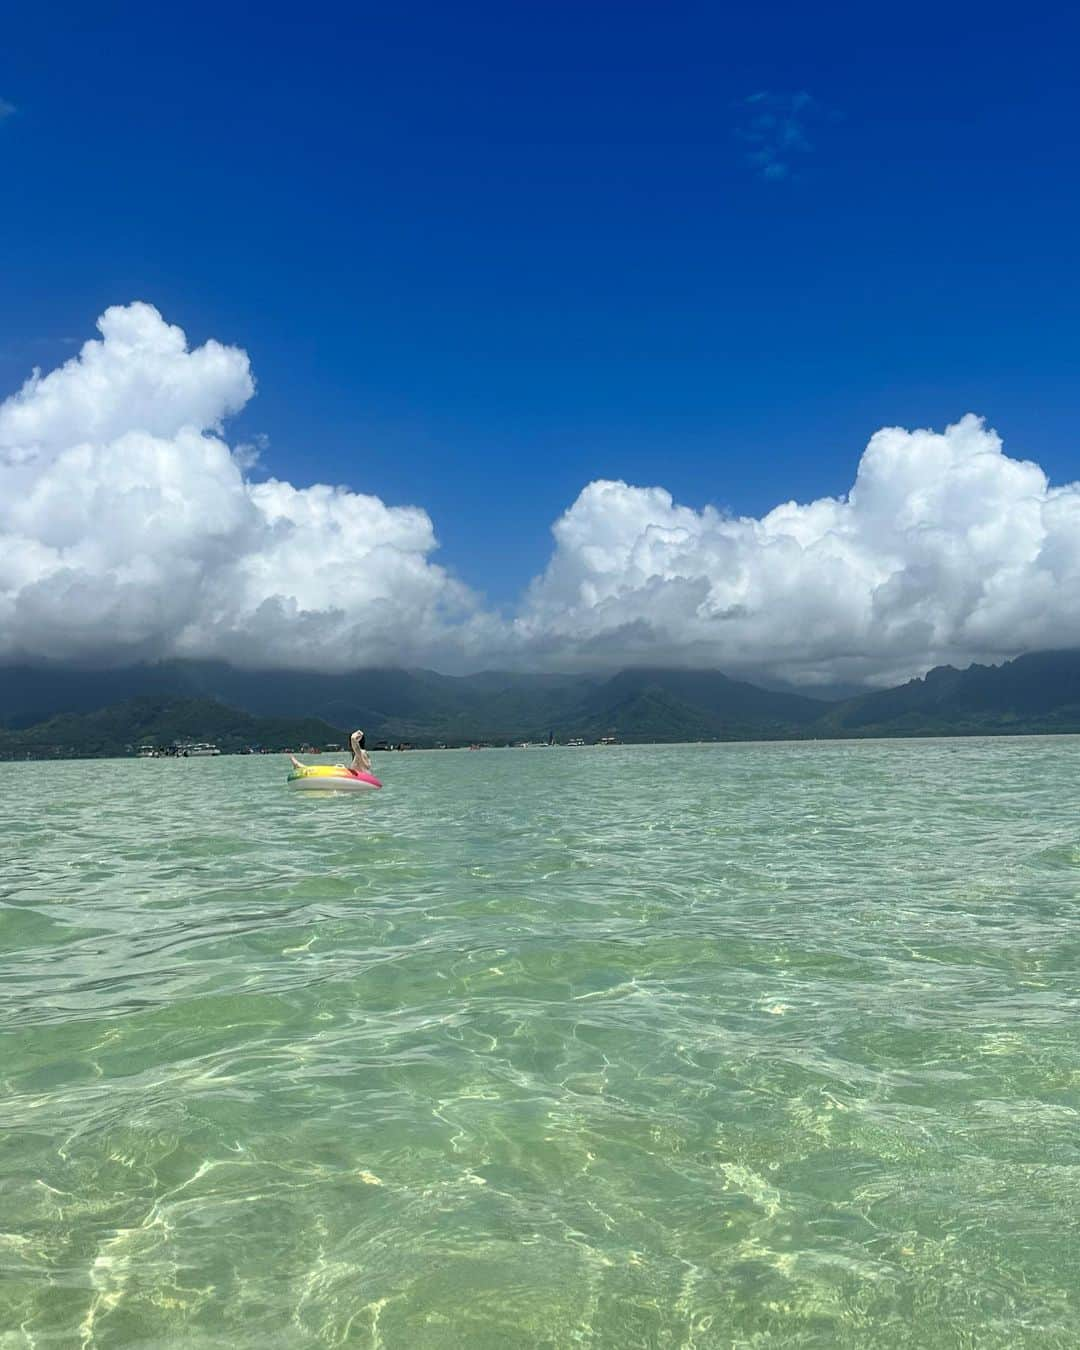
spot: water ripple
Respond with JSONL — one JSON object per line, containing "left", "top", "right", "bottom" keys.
{"left": 3, "top": 741, "right": 1080, "bottom": 1346}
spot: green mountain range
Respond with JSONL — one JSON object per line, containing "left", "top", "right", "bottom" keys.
{"left": 3, "top": 651, "right": 1080, "bottom": 757}
{"left": 0, "top": 696, "right": 345, "bottom": 760}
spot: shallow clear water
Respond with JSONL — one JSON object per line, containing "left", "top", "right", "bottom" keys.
{"left": 3, "top": 740, "right": 1080, "bottom": 1348}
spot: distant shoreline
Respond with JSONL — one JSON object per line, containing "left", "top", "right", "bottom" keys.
{"left": 6, "top": 729, "right": 1080, "bottom": 765}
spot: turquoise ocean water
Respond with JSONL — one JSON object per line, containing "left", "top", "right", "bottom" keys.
{"left": 3, "top": 740, "right": 1080, "bottom": 1348}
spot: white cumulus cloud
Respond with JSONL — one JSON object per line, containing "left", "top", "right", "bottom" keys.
{"left": 0, "top": 303, "right": 477, "bottom": 670}
{"left": 515, "top": 416, "right": 1080, "bottom": 687}
{"left": 2, "top": 301, "right": 1079, "bottom": 687}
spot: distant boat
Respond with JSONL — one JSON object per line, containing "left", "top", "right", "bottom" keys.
{"left": 566, "top": 738, "right": 586, "bottom": 747}
{"left": 176, "top": 742, "right": 221, "bottom": 757}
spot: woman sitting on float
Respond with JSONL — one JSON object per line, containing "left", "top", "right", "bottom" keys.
{"left": 290, "top": 729, "right": 372, "bottom": 776}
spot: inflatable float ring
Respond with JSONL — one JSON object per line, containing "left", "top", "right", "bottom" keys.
{"left": 287, "top": 765, "right": 383, "bottom": 792}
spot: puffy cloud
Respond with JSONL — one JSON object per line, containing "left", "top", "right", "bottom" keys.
{"left": 0, "top": 303, "right": 253, "bottom": 460}
{"left": 0, "top": 303, "right": 476, "bottom": 669}
{"left": 2, "top": 301, "right": 1079, "bottom": 687}
{"left": 515, "top": 416, "right": 1080, "bottom": 687}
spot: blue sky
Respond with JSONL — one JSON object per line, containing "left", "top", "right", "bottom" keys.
{"left": 3, "top": 0, "right": 1079, "bottom": 622}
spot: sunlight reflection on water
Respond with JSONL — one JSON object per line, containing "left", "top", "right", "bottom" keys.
{"left": 3, "top": 740, "right": 1080, "bottom": 1347}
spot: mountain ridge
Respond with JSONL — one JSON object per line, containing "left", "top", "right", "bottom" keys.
{"left": 5, "top": 651, "right": 1080, "bottom": 755}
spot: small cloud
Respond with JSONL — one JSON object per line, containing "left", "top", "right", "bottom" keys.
{"left": 0, "top": 99, "right": 16, "bottom": 122}
{"left": 735, "top": 91, "right": 833, "bottom": 182}
{"left": 233, "top": 432, "right": 269, "bottom": 471}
